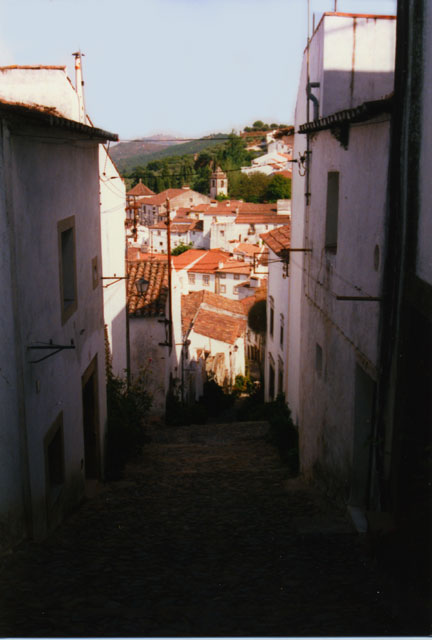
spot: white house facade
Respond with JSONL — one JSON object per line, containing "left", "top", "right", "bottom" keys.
{"left": 0, "top": 98, "right": 117, "bottom": 549}
{"left": 286, "top": 12, "right": 396, "bottom": 508}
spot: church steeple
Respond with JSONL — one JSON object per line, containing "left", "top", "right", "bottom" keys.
{"left": 210, "top": 163, "right": 228, "bottom": 199}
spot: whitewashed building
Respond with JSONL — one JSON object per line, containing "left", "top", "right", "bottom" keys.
{"left": 0, "top": 98, "right": 117, "bottom": 549}
{"left": 286, "top": 12, "right": 396, "bottom": 509}
{"left": 260, "top": 225, "right": 290, "bottom": 402}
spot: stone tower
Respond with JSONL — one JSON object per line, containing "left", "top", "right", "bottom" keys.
{"left": 210, "top": 164, "right": 228, "bottom": 199}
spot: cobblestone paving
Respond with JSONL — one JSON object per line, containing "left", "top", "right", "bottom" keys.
{"left": 0, "top": 421, "right": 427, "bottom": 637}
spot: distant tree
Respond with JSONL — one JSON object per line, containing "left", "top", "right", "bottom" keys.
{"left": 192, "top": 165, "right": 212, "bottom": 195}
{"left": 266, "top": 174, "right": 292, "bottom": 201}
{"left": 230, "top": 171, "right": 271, "bottom": 203}
{"left": 248, "top": 299, "right": 267, "bottom": 335}
{"left": 220, "top": 132, "right": 249, "bottom": 168}
{"left": 252, "top": 120, "right": 265, "bottom": 130}
{"left": 215, "top": 193, "right": 229, "bottom": 201}
{"left": 171, "top": 242, "right": 193, "bottom": 256}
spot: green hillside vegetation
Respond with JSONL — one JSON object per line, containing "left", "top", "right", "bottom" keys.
{"left": 125, "top": 127, "right": 292, "bottom": 203}
{"left": 115, "top": 134, "right": 228, "bottom": 173}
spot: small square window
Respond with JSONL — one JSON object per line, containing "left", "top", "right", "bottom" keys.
{"left": 188, "top": 273, "right": 196, "bottom": 284}
{"left": 234, "top": 273, "right": 240, "bottom": 280}
{"left": 219, "top": 273, "right": 226, "bottom": 279}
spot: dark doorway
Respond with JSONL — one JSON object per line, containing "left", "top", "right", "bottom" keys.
{"left": 82, "top": 356, "right": 100, "bottom": 479}
{"left": 350, "top": 364, "right": 376, "bottom": 508}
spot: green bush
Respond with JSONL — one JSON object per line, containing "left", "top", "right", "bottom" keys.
{"left": 105, "top": 369, "right": 152, "bottom": 480}
{"left": 237, "top": 393, "right": 299, "bottom": 475}
{"left": 233, "top": 374, "right": 254, "bottom": 395}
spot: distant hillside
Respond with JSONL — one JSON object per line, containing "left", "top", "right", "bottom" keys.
{"left": 113, "top": 133, "right": 229, "bottom": 173}
{"left": 110, "top": 135, "right": 183, "bottom": 170}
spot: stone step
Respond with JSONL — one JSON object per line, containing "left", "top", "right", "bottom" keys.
{"left": 146, "top": 420, "right": 270, "bottom": 444}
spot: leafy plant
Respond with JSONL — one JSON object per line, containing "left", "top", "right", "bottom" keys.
{"left": 237, "top": 392, "right": 299, "bottom": 475}
{"left": 171, "top": 242, "right": 194, "bottom": 256}
{"left": 105, "top": 368, "right": 152, "bottom": 480}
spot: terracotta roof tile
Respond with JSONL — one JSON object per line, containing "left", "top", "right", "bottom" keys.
{"left": 137, "top": 187, "right": 193, "bottom": 206}
{"left": 172, "top": 249, "right": 207, "bottom": 270}
{"left": 127, "top": 181, "right": 155, "bottom": 197}
{"left": 233, "top": 242, "right": 261, "bottom": 257}
{"left": 235, "top": 214, "right": 290, "bottom": 224}
{"left": 181, "top": 290, "right": 246, "bottom": 336}
{"left": 127, "top": 260, "right": 168, "bottom": 317}
{"left": 260, "top": 224, "right": 291, "bottom": 255}
{"left": 193, "top": 308, "right": 246, "bottom": 345}
{"left": 187, "top": 249, "right": 231, "bottom": 273}
{"left": 216, "top": 260, "right": 251, "bottom": 275}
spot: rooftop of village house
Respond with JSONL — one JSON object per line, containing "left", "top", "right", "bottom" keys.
{"left": 182, "top": 290, "right": 247, "bottom": 343}
{"left": 127, "top": 260, "right": 168, "bottom": 317}
{"left": 126, "top": 179, "right": 156, "bottom": 197}
{"left": 260, "top": 224, "right": 291, "bottom": 256}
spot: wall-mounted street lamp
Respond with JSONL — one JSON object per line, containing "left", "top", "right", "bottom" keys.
{"left": 136, "top": 277, "right": 150, "bottom": 295}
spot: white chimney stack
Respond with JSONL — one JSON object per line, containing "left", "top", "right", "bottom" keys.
{"left": 72, "top": 51, "right": 86, "bottom": 124}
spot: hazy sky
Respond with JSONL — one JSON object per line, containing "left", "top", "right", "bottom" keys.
{"left": 0, "top": 0, "right": 396, "bottom": 140}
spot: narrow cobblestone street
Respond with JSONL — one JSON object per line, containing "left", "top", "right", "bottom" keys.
{"left": 0, "top": 420, "right": 427, "bottom": 637}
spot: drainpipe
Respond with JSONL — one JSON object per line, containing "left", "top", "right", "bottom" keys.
{"left": 306, "top": 82, "right": 320, "bottom": 122}
{"left": 72, "top": 51, "right": 86, "bottom": 124}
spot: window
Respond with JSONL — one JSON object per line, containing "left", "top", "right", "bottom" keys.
{"left": 278, "top": 358, "right": 284, "bottom": 396}
{"left": 220, "top": 230, "right": 225, "bottom": 236}
{"left": 219, "top": 273, "right": 226, "bottom": 279}
{"left": 221, "top": 180, "right": 224, "bottom": 187}
{"left": 58, "top": 216, "right": 77, "bottom": 324}
{"left": 325, "top": 171, "right": 339, "bottom": 252}
{"left": 269, "top": 354, "right": 275, "bottom": 400}
{"left": 280, "top": 314, "right": 284, "bottom": 348}
{"left": 203, "top": 275, "right": 210, "bottom": 286}
{"left": 188, "top": 273, "right": 196, "bottom": 284}
{"left": 91, "top": 256, "right": 99, "bottom": 290}
{"left": 234, "top": 273, "right": 240, "bottom": 280}
{"left": 159, "top": 242, "right": 163, "bottom": 246}
{"left": 44, "top": 412, "right": 65, "bottom": 506}
{"left": 220, "top": 284, "right": 226, "bottom": 293}
{"left": 269, "top": 296, "right": 274, "bottom": 337}
{"left": 315, "top": 343, "right": 323, "bottom": 378}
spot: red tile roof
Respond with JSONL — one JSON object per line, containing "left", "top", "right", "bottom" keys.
{"left": 128, "top": 247, "right": 169, "bottom": 262}
{"left": 181, "top": 290, "right": 246, "bottom": 336}
{"left": 260, "top": 224, "right": 291, "bottom": 255}
{"left": 127, "top": 180, "right": 155, "bottom": 197}
{"left": 233, "top": 242, "right": 261, "bottom": 257}
{"left": 127, "top": 260, "right": 168, "bottom": 317}
{"left": 216, "top": 260, "right": 251, "bottom": 275}
{"left": 193, "top": 308, "right": 246, "bottom": 345}
{"left": 172, "top": 249, "right": 207, "bottom": 270}
{"left": 187, "top": 249, "right": 231, "bottom": 273}
{"left": 137, "top": 187, "right": 192, "bottom": 206}
{"left": 235, "top": 214, "right": 290, "bottom": 224}
{"left": 273, "top": 169, "right": 292, "bottom": 179}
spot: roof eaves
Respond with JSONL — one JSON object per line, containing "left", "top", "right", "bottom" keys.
{"left": 298, "top": 96, "right": 393, "bottom": 135}
{"left": 0, "top": 100, "right": 118, "bottom": 141}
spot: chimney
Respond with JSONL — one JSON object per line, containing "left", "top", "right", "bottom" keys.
{"left": 72, "top": 51, "right": 86, "bottom": 124}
